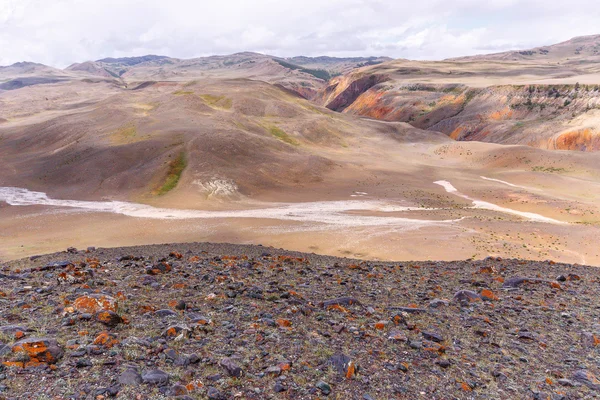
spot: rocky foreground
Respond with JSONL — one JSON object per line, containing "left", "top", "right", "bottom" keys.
{"left": 0, "top": 243, "right": 599, "bottom": 400}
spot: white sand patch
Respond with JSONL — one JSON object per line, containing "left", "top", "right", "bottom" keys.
{"left": 0, "top": 186, "right": 457, "bottom": 228}
{"left": 434, "top": 180, "right": 565, "bottom": 224}
{"left": 480, "top": 176, "right": 530, "bottom": 190}
{"left": 192, "top": 179, "right": 239, "bottom": 197}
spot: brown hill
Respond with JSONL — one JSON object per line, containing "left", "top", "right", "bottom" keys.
{"left": 314, "top": 35, "right": 600, "bottom": 151}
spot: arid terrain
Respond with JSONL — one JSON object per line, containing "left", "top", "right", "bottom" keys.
{"left": 0, "top": 243, "right": 599, "bottom": 399}
{"left": 1, "top": 34, "right": 600, "bottom": 399}
{"left": 1, "top": 36, "right": 600, "bottom": 268}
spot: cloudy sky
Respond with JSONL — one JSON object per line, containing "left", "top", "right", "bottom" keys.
{"left": 1, "top": 0, "right": 599, "bottom": 68}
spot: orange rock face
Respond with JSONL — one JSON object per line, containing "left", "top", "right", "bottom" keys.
{"left": 552, "top": 129, "right": 600, "bottom": 151}
{"left": 73, "top": 295, "right": 118, "bottom": 314}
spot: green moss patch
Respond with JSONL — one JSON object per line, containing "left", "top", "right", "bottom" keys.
{"left": 269, "top": 126, "right": 299, "bottom": 146}
{"left": 156, "top": 152, "right": 187, "bottom": 195}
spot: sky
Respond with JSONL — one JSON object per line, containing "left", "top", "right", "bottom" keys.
{"left": 1, "top": 0, "right": 599, "bottom": 68}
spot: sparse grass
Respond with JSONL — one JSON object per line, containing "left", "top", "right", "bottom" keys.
{"left": 173, "top": 90, "right": 194, "bottom": 96}
{"left": 269, "top": 126, "right": 299, "bottom": 146}
{"left": 200, "top": 94, "right": 232, "bottom": 109}
{"left": 109, "top": 124, "right": 152, "bottom": 145}
{"left": 532, "top": 166, "right": 567, "bottom": 173}
{"left": 156, "top": 152, "right": 187, "bottom": 195}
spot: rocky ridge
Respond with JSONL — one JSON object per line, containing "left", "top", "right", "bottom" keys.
{"left": 0, "top": 242, "right": 599, "bottom": 399}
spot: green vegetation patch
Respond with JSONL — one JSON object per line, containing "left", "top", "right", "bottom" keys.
{"left": 269, "top": 126, "right": 299, "bottom": 146}
{"left": 532, "top": 166, "right": 567, "bottom": 173}
{"left": 200, "top": 94, "right": 232, "bottom": 109}
{"left": 173, "top": 90, "right": 194, "bottom": 96}
{"left": 156, "top": 152, "right": 187, "bottom": 195}
{"left": 272, "top": 59, "right": 331, "bottom": 81}
{"left": 110, "top": 124, "right": 150, "bottom": 145}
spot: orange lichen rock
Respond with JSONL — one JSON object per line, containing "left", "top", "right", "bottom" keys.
{"left": 96, "top": 310, "right": 124, "bottom": 327}
{"left": 93, "top": 332, "right": 119, "bottom": 348}
{"left": 276, "top": 319, "right": 292, "bottom": 328}
{"left": 3, "top": 337, "right": 64, "bottom": 367}
{"left": 346, "top": 361, "right": 356, "bottom": 379}
{"left": 480, "top": 289, "right": 499, "bottom": 301}
{"left": 73, "top": 294, "right": 118, "bottom": 314}
{"left": 374, "top": 321, "right": 387, "bottom": 330}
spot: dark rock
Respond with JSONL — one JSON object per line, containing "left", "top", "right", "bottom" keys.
{"left": 163, "top": 325, "right": 191, "bottom": 339}
{"left": 207, "top": 386, "right": 223, "bottom": 399}
{"left": 95, "top": 310, "right": 123, "bottom": 327}
{"left": 155, "top": 309, "right": 178, "bottom": 318}
{"left": 142, "top": 369, "right": 170, "bottom": 386}
{"left": 220, "top": 357, "right": 243, "bottom": 377}
{"left": 75, "top": 359, "right": 92, "bottom": 368}
{"left": 119, "top": 367, "right": 143, "bottom": 385}
{"left": 573, "top": 370, "right": 600, "bottom": 391}
{"left": 320, "top": 297, "right": 361, "bottom": 308}
{"left": 274, "top": 382, "right": 286, "bottom": 392}
{"left": 388, "top": 329, "right": 407, "bottom": 342}
{"left": 422, "top": 331, "right": 444, "bottom": 342}
{"left": 327, "top": 353, "right": 356, "bottom": 376}
{"left": 168, "top": 384, "right": 188, "bottom": 396}
{"left": 388, "top": 306, "right": 427, "bottom": 314}
{"left": 557, "top": 379, "right": 575, "bottom": 387}
{"left": 453, "top": 290, "right": 481, "bottom": 302}
{"left": 429, "top": 299, "right": 449, "bottom": 308}
{"left": 502, "top": 277, "right": 548, "bottom": 288}
{"left": 316, "top": 381, "right": 331, "bottom": 395}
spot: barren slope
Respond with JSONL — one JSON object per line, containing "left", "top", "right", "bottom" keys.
{"left": 315, "top": 35, "right": 600, "bottom": 151}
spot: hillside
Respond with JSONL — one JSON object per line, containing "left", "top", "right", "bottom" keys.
{"left": 314, "top": 35, "right": 600, "bottom": 151}
{"left": 2, "top": 44, "right": 600, "bottom": 269}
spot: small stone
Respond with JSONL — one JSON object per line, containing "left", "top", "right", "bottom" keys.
{"left": 273, "top": 382, "right": 286, "bottom": 392}
{"left": 429, "top": 299, "right": 449, "bottom": 308}
{"left": 168, "top": 384, "right": 188, "bottom": 396}
{"left": 556, "top": 275, "right": 567, "bottom": 282}
{"left": 76, "top": 358, "right": 92, "bottom": 368}
{"left": 327, "top": 353, "right": 355, "bottom": 377}
{"left": 316, "top": 381, "right": 331, "bottom": 395}
{"left": 388, "top": 329, "right": 407, "bottom": 342}
{"left": 155, "top": 309, "right": 179, "bottom": 318}
{"left": 207, "top": 387, "right": 223, "bottom": 399}
{"left": 557, "top": 379, "right": 575, "bottom": 387}
{"left": 163, "top": 325, "right": 191, "bottom": 339}
{"left": 422, "top": 331, "right": 444, "bottom": 343}
{"left": 146, "top": 262, "right": 172, "bottom": 275}
{"left": 453, "top": 290, "right": 481, "bottom": 303}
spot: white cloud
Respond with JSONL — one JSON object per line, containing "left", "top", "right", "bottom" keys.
{"left": 0, "top": 0, "right": 599, "bottom": 67}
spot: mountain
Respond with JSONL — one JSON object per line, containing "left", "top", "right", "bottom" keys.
{"left": 315, "top": 35, "right": 600, "bottom": 151}
{"left": 2, "top": 42, "right": 600, "bottom": 267}
{"left": 448, "top": 34, "right": 600, "bottom": 62}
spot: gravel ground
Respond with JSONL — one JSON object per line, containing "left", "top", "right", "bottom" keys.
{"left": 0, "top": 242, "right": 599, "bottom": 399}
